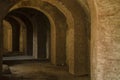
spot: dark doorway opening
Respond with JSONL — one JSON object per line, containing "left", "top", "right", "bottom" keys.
{"left": 3, "top": 7, "right": 50, "bottom": 61}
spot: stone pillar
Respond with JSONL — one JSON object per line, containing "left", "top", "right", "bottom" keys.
{"left": 3, "top": 20, "right": 12, "bottom": 53}
{"left": 12, "top": 16, "right": 27, "bottom": 55}
{"left": 51, "top": 21, "right": 67, "bottom": 65}
{"left": 33, "top": 15, "right": 48, "bottom": 59}
{"left": 51, "top": 25, "right": 56, "bottom": 64}
{"left": 7, "top": 28, "right": 12, "bottom": 52}
{"left": 46, "top": 30, "right": 50, "bottom": 59}
{"left": 37, "top": 26, "right": 47, "bottom": 58}
{"left": 69, "top": 26, "right": 89, "bottom": 75}
{"left": 20, "top": 25, "right": 23, "bottom": 52}
{"left": 12, "top": 24, "right": 20, "bottom": 52}
{"left": 33, "top": 22, "right": 38, "bottom": 59}
{"left": 66, "top": 28, "right": 74, "bottom": 68}
{"left": 91, "top": 0, "right": 120, "bottom": 80}
{"left": 26, "top": 26, "right": 33, "bottom": 56}
{"left": 23, "top": 27, "right": 27, "bottom": 55}
{"left": 55, "top": 28, "right": 66, "bottom": 65}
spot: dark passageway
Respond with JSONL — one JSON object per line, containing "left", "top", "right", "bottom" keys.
{"left": 3, "top": 8, "right": 50, "bottom": 60}
{"left": 0, "top": 0, "right": 98, "bottom": 80}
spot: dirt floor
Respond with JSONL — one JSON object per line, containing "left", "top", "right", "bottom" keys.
{"left": 2, "top": 61, "right": 90, "bottom": 80}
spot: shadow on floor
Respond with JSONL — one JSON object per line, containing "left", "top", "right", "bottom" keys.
{"left": 2, "top": 61, "right": 90, "bottom": 80}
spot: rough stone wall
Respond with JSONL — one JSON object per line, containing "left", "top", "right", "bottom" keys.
{"left": 88, "top": 0, "right": 120, "bottom": 80}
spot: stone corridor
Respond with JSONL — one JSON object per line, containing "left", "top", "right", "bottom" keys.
{"left": 0, "top": 0, "right": 120, "bottom": 80}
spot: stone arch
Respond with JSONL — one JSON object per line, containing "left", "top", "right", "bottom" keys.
{"left": 0, "top": 0, "right": 93, "bottom": 77}
{"left": 0, "top": 0, "right": 75, "bottom": 76}
{"left": 8, "top": 1, "right": 74, "bottom": 64}
{"left": 8, "top": 2, "right": 68, "bottom": 65}
{"left": 4, "top": 15, "right": 27, "bottom": 56}
{"left": 6, "top": 7, "right": 51, "bottom": 59}
{"left": 6, "top": 10, "right": 34, "bottom": 56}
{"left": 41, "top": 0, "right": 75, "bottom": 67}
{"left": 9, "top": 16, "right": 27, "bottom": 55}
{"left": 52, "top": 0, "right": 91, "bottom": 75}
{"left": 87, "top": 0, "right": 98, "bottom": 79}
{"left": 4, "top": 16, "right": 21, "bottom": 54}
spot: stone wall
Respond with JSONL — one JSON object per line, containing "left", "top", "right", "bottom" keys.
{"left": 88, "top": 0, "right": 120, "bottom": 80}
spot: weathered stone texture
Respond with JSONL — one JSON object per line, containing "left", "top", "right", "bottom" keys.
{"left": 92, "top": 0, "right": 120, "bottom": 80}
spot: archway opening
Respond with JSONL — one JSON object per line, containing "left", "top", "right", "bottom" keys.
{"left": 3, "top": 7, "right": 51, "bottom": 61}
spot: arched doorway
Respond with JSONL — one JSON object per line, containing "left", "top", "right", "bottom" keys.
{"left": 3, "top": 7, "right": 51, "bottom": 60}
{"left": 0, "top": 0, "right": 69, "bottom": 77}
